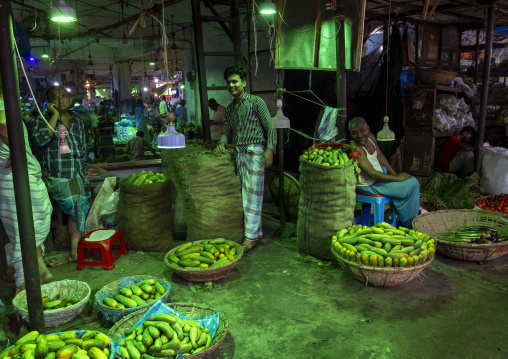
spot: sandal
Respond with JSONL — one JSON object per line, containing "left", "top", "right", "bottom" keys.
{"left": 241, "top": 244, "right": 258, "bottom": 257}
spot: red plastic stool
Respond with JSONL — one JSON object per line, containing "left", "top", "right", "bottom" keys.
{"left": 77, "top": 229, "right": 128, "bottom": 271}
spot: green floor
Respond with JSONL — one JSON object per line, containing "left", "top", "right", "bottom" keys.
{"left": 1, "top": 205, "right": 508, "bottom": 359}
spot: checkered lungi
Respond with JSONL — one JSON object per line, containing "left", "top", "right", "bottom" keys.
{"left": 235, "top": 144, "right": 265, "bottom": 241}
{"left": 0, "top": 175, "right": 52, "bottom": 286}
{"left": 45, "top": 176, "right": 91, "bottom": 232}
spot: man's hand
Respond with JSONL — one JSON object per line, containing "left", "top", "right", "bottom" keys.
{"left": 214, "top": 142, "right": 226, "bottom": 154}
{"left": 5, "top": 157, "right": 11, "bottom": 168}
{"left": 47, "top": 103, "right": 60, "bottom": 118}
{"left": 396, "top": 172, "right": 413, "bottom": 181}
{"left": 264, "top": 149, "right": 274, "bottom": 168}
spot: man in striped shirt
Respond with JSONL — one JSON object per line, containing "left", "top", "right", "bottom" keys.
{"left": 33, "top": 86, "right": 91, "bottom": 262}
{"left": 214, "top": 67, "right": 276, "bottom": 255}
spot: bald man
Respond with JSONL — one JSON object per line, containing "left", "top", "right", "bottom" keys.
{"left": 349, "top": 117, "right": 420, "bottom": 228}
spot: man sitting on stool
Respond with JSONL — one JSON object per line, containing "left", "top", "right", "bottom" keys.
{"left": 438, "top": 126, "right": 476, "bottom": 176}
{"left": 349, "top": 117, "right": 420, "bottom": 228}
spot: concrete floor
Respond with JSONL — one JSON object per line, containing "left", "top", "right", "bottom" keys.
{"left": 1, "top": 204, "right": 508, "bottom": 359}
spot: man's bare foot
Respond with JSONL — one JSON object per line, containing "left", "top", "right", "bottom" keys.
{"left": 40, "top": 272, "right": 53, "bottom": 285}
{"left": 241, "top": 239, "right": 256, "bottom": 249}
{"left": 68, "top": 254, "right": 78, "bottom": 262}
{"left": 15, "top": 284, "right": 25, "bottom": 295}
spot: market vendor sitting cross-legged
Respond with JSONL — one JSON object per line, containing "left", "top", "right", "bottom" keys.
{"left": 438, "top": 126, "right": 476, "bottom": 176}
{"left": 348, "top": 117, "right": 420, "bottom": 228}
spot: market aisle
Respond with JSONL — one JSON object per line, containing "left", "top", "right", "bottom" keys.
{"left": 1, "top": 212, "right": 507, "bottom": 358}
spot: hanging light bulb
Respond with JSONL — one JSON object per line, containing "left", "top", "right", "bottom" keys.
{"left": 377, "top": 116, "right": 395, "bottom": 141}
{"left": 156, "top": 42, "right": 165, "bottom": 62}
{"left": 41, "top": 48, "right": 49, "bottom": 58}
{"left": 87, "top": 46, "right": 94, "bottom": 66}
{"left": 51, "top": 0, "right": 77, "bottom": 22}
{"left": 158, "top": 113, "right": 185, "bottom": 149}
{"left": 271, "top": 99, "right": 290, "bottom": 128}
{"left": 259, "top": 0, "right": 276, "bottom": 15}
{"left": 122, "top": 31, "right": 128, "bottom": 44}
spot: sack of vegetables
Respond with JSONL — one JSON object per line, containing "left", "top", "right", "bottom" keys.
{"left": 95, "top": 276, "right": 171, "bottom": 324}
{"left": 297, "top": 143, "right": 360, "bottom": 260}
{"left": 0, "top": 330, "right": 113, "bottom": 359}
{"left": 118, "top": 170, "right": 175, "bottom": 251}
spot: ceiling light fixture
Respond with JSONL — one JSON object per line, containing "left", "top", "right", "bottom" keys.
{"left": 156, "top": 41, "right": 165, "bottom": 62}
{"left": 158, "top": 113, "right": 185, "bottom": 149}
{"left": 149, "top": 61, "right": 155, "bottom": 66}
{"left": 41, "top": 48, "right": 49, "bottom": 58}
{"left": 377, "top": 116, "right": 395, "bottom": 141}
{"left": 51, "top": 0, "right": 77, "bottom": 22}
{"left": 259, "top": 0, "right": 276, "bottom": 15}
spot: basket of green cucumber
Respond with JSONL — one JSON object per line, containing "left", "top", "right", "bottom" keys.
{"left": 413, "top": 209, "right": 508, "bottom": 261}
{"left": 123, "top": 170, "right": 167, "bottom": 186}
{"left": 12, "top": 280, "right": 91, "bottom": 327}
{"left": 1, "top": 329, "right": 114, "bottom": 359}
{"left": 108, "top": 301, "right": 228, "bottom": 359}
{"left": 164, "top": 238, "right": 243, "bottom": 282}
{"left": 331, "top": 223, "right": 436, "bottom": 287}
{"left": 95, "top": 276, "right": 171, "bottom": 324}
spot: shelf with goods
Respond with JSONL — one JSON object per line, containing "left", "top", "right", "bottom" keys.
{"left": 402, "top": 83, "right": 473, "bottom": 177}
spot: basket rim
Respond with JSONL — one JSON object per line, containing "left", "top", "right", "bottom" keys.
{"left": 164, "top": 240, "right": 243, "bottom": 274}
{"left": 437, "top": 239, "right": 508, "bottom": 249}
{"left": 95, "top": 275, "right": 171, "bottom": 314}
{"left": 413, "top": 209, "right": 508, "bottom": 226}
{"left": 13, "top": 279, "right": 91, "bottom": 315}
{"left": 331, "top": 245, "right": 434, "bottom": 272}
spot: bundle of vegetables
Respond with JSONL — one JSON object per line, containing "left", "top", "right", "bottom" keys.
{"left": 35, "top": 294, "right": 80, "bottom": 311}
{"left": 419, "top": 173, "right": 483, "bottom": 211}
{"left": 496, "top": 108, "right": 508, "bottom": 126}
{"left": 439, "top": 226, "right": 507, "bottom": 244}
{"left": 1, "top": 330, "right": 111, "bottom": 359}
{"left": 301, "top": 143, "right": 362, "bottom": 182}
{"left": 123, "top": 171, "right": 167, "bottom": 186}
{"left": 117, "top": 313, "right": 212, "bottom": 358}
{"left": 167, "top": 239, "right": 239, "bottom": 269}
{"left": 101, "top": 279, "right": 167, "bottom": 309}
{"left": 476, "top": 193, "right": 508, "bottom": 215}
{"left": 331, "top": 223, "right": 435, "bottom": 267}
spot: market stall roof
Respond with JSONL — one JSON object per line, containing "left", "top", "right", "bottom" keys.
{"left": 365, "top": 0, "right": 508, "bottom": 25}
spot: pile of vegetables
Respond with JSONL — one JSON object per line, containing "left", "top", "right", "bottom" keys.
{"left": 124, "top": 171, "right": 167, "bottom": 186}
{"left": 117, "top": 313, "right": 212, "bottom": 358}
{"left": 496, "top": 108, "right": 508, "bottom": 126}
{"left": 331, "top": 223, "right": 435, "bottom": 267}
{"left": 301, "top": 143, "right": 362, "bottom": 182}
{"left": 434, "top": 95, "right": 475, "bottom": 131}
{"left": 167, "top": 239, "right": 239, "bottom": 269}
{"left": 1, "top": 330, "right": 111, "bottom": 359}
{"left": 439, "top": 226, "right": 507, "bottom": 244}
{"left": 476, "top": 193, "right": 508, "bottom": 215}
{"left": 37, "top": 294, "right": 81, "bottom": 311}
{"left": 101, "top": 279, "right": 167, "bottom": 310}
{"left": 419, "top": 173, "right": 483, "bottom": 211}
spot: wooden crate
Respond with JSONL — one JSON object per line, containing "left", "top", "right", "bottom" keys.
{"left": 403, "top": 85, "right": 437, "bottom": 132}
{"left": 403, "top": 131, "right": 436, "bottom": 177}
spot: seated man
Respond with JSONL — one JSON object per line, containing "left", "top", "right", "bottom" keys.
{"left": 349, "top": 117, "right": 420, "bottom": 228}
{"left": 124, "top": 131, "right": 155, "bottom": 161}
{"left": 438, "top": 126, "right": 476, "bottom": 175}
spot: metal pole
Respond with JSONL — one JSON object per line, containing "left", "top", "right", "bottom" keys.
{"left": 0, "top": 0, "right": 45, "bottom": 331}
{"left": 277, "top": 129, "right": 285, "bottom": 226}
{"left": 475, "top": 1, "right": 496, "bottom": 174}
{"left": 336, "top": 3, "right": 347, "bottom": 138}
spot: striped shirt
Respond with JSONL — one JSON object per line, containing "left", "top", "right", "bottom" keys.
{"left": 33, "top": 112, "right": 88, "bottom": 179}
{"left": 219, "top": 92, "right": 276, "bottom": 153}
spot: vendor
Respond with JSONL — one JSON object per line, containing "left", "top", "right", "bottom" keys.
{"left": 209, "top": 98, "right": 226, "bottom": 141}
{"left": 0, "top": 83, "right": 53, "bottom": 294}
{"left": 33, "top": 86, "right": 91, "bottom": 262}
{"left": 124, "top": 131, "right": 155, "bottom": 161}
{"left": 438, "top": 126, "right": 476, "bottom": 176}
{"left": 213, "top": 66, "right": 276, "bottom": 255}
{"left": 348, "top": 117, "right": 420, "bottom": 228}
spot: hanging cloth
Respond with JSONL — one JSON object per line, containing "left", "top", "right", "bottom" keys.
{"left": 316, "top": 106, "right": 338, "bottom": 143}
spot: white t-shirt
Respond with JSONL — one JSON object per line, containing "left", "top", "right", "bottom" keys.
{"left": 211, "top": 104, "right": 226, "bottom": 141}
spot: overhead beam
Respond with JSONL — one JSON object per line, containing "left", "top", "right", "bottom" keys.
{"left": 426, "top": 0, "right": 441, "bottom": 20}
{"left": 422, "top": 0, "right": 431, "bottom": 19}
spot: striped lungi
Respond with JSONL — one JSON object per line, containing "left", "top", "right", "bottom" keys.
{"left": 45, "top": 176, "right": 91, "bottom": 233}
{"left": 235, "top": 144, "right": 265, "bottom": 241}
{"left": 0, "top": 175, "right": 52, "bottom": 286}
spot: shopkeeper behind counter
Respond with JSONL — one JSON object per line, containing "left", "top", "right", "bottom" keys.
{"left": 348, "top": 117, "right": 420, "bottom": 228}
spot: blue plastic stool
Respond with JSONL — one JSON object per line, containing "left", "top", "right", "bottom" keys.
{"left": 353, "top": 191, "right": 397, "bottom": 227}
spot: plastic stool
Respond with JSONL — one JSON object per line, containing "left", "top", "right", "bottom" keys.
{"left": 77, "top": 229, "right": 128, "bottom": 271}
{"left": 354, "top": 192, "right": 397, "bottom": 227}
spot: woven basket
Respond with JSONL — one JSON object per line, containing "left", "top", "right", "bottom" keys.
{"left": 413, "top": 210, "right": 508, "bottom": 261}
{"left": 416, "top": 68, "right": 457, "bottom": 86}
{"left": 108, "top": 303, "right": 228, "bottom": 359}
{"left": 164, "top": 240, "right": 243, "bottom": 282}
{"left": 331, "top": 246, "right": 434, "bottom": 287}
{"left": 95, "top": 275, "right": 171, "bottom": 324}
{"left": 12, "top": 280, "right": 91, "bottom": 327}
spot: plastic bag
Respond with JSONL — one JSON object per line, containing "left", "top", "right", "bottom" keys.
{"left": 98, "top": 189, "right": 120, "bottom": 228}
{"left": 85, "top": 177, "right": 117, "bottom": 233}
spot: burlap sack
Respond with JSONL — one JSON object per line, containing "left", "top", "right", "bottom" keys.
{"left": 118, "top": 180, "right": 174, "bottom": 251}
{"left": 177, "top": 152, "right": 244, "bottom": 243}
{"left": 297, "top": 157, "right": 357, "bottom": 259}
